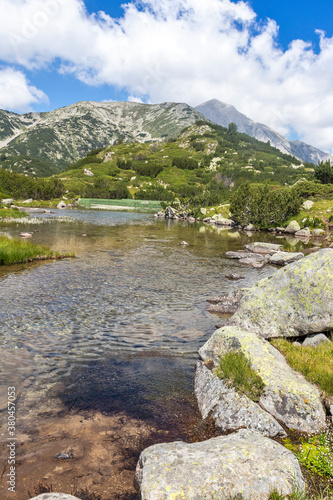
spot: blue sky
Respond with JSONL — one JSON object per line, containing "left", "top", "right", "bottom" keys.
{"left": 0, "top": 0, "right": 333, "bottom": 152}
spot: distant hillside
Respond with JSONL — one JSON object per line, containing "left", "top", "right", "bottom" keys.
{"left": 52, "top": 121, "right": 315, "bottom": 206}
{"left": 195, "top": 99, "right": 333, "bottom": 165}
{"left": 0, "top": 101, "right": 206, "bottom": 176}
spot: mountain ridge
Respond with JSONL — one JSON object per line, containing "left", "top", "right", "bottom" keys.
{"left": 195, "top": 98, "right": 333, "bottom": 165}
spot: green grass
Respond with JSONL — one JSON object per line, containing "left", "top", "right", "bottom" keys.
{"left": 0, "top": 208, "right": 27, "bottom": 219}
{"left": 215, "top": 351, "right": 265, "bottom": 401}
{"left": 0, "top": 236, "right": 74, "bottom": 265}
{"left": 272, "top": 338, "right": 333, "bottom": 396}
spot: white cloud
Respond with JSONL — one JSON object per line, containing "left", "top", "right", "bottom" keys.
{"left": 0, "top": 67, "right": 48, "bottom": 111}
{"left": 0, "top": 0, "right": 333, "bottom": 151}
{"left": 128, "top": 95, "right": 144, "bottom": 103}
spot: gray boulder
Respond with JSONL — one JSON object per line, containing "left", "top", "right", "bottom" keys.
{"left": 231, "top": 249, "right": 333, "bottom": 338}
{"left": 311, "top": 228, "right": 326, "bottom": 237}
{"left": 245, "top": 242, "right": 282, "bottom": 254}
{"left": 302, "top": 200, "right": 314, "bottom": 210}
{"left": 57, "top": 201, "right": 66, "bottom": 209}
{"left": 165, "top": 206, "right": 176, "bottom": 218}
{"left": 243, "top": 223, "right": 256, "bottom": 231}
{"left": 225, "top": 250, "right": 253, "bottom": 259}
{"left": 302, "top": 333, "right": 331, "bottom": 347}
{"left": 199, "top": 326, "right": 326, "bottom": 434}
{"left": 135, "top": 429, "right": 305, "bottom": 500}
{"left": 195, "top": 361, "right": 286, "bottom": 437}
{"left": 285, "top": 220, "right": 301, "bottom": 233}
{"left": 29, "top": 495, "right": 81, "bottom": 500}
{"left": 268, "top": 251, "right": 304, "bottom": 266}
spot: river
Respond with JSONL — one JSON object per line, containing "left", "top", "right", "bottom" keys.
{"left": 0, "top": 209, "right": 279, "bottom": 499}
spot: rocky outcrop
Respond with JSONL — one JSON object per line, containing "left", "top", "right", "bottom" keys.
{"left": 302, "top": 333, "right": 331, "bottom": 347}
{"left": 199, "top": 326, "right": 326, "bottom": 434}
{"left": 195, "top": 361, "right": 286, "bottom": 437}
{"left": 231, "top": 249, "right": 333, "bottom": 338}
{"left": 135, "top": 429, "right": 305, "bottom": 500}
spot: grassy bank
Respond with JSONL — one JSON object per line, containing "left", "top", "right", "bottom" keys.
{"left": 0, "top": 208, "right": 28, "bottom": 219}
{"left": 0, "top": 236, "right": 75, "bottom": 265}
{"left": 272, "top": 338, "right": 333, "bottom": 396}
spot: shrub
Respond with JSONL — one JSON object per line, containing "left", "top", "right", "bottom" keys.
{"left": 315, "top": 160, "right": 333, "bottom": 184}
{"left": 172, "top": 157, "right": 198, "bottom": 170}
{"left": 230, "top": 182, "right": 302, "bottom": 228}
{"left": 215, "top": 351, "right": 265, "bottom": 402}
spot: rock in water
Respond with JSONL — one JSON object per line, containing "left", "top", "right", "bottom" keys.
{"left": 135, "top": 429, "right": 305, "bottom": 500}
{"left": 268, "top": 251, "right": 304, "bottom": 266}
{"left": 199, "top": 326, "right": 326, "bottom": 434}
{"left": 231, "top": 249, "right": 333, "bottom": 338}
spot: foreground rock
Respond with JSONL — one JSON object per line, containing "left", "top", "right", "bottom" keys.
{"left": 199, "top": 326, "right": 326, "bottom": 434}
{"left": 302, "top": 333, "right": 331, "bottom": 347}
{"left": 231, "top": 249, "right": 333, "bottom": 338}
{"left": 135, "top": 429, "right": 305, "bottom": 500}
{"left": 195, "top": 361, "right": 286, "bottom": 437}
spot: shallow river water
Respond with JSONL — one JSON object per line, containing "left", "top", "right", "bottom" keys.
{"left": 0, "top": 209, "right": 283, "bottom": 499}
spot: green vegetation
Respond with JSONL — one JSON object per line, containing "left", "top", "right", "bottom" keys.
{"left": 272, "top": 338, "right": 333, "bottom": 396}
{"left": 283, "top": 433, "right": 333, "bottom": 479}
{"left": 0, "top": 236, "right": 74, "bottom": 265}
{"left": 315, "top": 161, "right": 333, "bottom": 185}
{"left": 230, "top": 182, "right": 302, "bottom": 228}
{"left": 215, "top": 351, "right": 265, "bottom": 402}
{"left": 0, "top": 207, "right": 27, "bottom": 219}
{"left": 268, "top": 488, "right": 333, "bottom": 500}
{"left": 0, "top": 168, "right": 65, "bottom": 200}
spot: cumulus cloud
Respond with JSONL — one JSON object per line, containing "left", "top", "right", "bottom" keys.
{"left": 0, "top": 67, "right": 48, "bottom": 111}
{"left": 0, "top": 0, "right": 333, "bottom": 151}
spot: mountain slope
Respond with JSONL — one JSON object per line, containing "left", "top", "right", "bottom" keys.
{"left": 0, "top": 101, "right": 206, "bottom": 176}
{"left": 195, "top": 99, "right": 333, "bottom": 165}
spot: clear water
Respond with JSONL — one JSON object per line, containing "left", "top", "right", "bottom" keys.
{"left": 0, "top": 209, "right": 278, "bottom": 419}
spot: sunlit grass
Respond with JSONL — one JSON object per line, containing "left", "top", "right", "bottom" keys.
{"left": 0, "top": 235, "right": 74, "bottom": 265}
{"left": 272, "top": 338, "right": 333, "bottom": 396}
{"left": 0, "top": 208, "right": 27, "bottom": 219}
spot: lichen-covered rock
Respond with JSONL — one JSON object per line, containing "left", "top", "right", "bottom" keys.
{"left": 302, "top": 200, "right": 314, "bottom": 210}
{"left": 195, "top": 361, "right": 286, "bottom": 437}
{"left": 302, "top": 333, "right": 331, "bottom": 347}
{"left": 231, "top": 249, "right": 333, "bottom": 338}
{"left": 212, "top": 214, "right": 234, "bottom": 226}
{"left": 29, "top": 495, "right": 81, "bottom": 500}
{"left": 199, "top": 326, "right": 326, "bottom": 433}
{"left": 311, "top": 228, "right": 326, "bottom": 237}
{"left": 135, "top": 429, "right": 305, "bottom": 500}
{"left": 225, "top": 250, "right": 253, "bottom": 259}
{"left": 268, "top": 251, "right": 304, "bottom": 266}
{"left": 285, "top": 220, "right": 301, "bottom": 233}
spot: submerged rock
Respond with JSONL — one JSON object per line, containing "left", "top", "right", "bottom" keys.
{"left": 135, "top": 429, "right": 305, "bottom": 500}
{"left": 206, "top": 289, "right": 246, "bottom": 314}
{"left": 199, "top": 326, "right": 326, "bottom": 434}
{"left": 195, "top": 361, "right": 285, "bottom": 437}
{"left": 231, "top": 249, "right": 333, "bottom": 338}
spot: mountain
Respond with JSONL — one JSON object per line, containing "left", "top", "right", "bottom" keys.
{"left": 0, "top": 101, "right": 206, "bottom": 176}
{"left": 195, "top": 99, "right": 333, "bottom": 165}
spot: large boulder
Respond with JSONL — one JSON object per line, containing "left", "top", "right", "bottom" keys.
{"left": 195, "top": 361, "right": 286, "bottom": 437}
{"left": 135, "top": 429, "right": 305, "bottom": 500}
{"left": 231, "top": 249, "right": 333, "bottom": 338}
{"left": 199, "top": 326, "right": 326, "bottom": 434}
{"left": 285, "top": 220, "right": 301, "bottom": 233}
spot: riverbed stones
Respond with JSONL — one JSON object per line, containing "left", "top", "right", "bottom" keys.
{"left": 206, "top": 289, "right": 246, "bottom": 314}
{"left": 231, "top": 249, "right": 333, "bottom": 338}
{"left": 199, "top": 326, "right": 326, "bottom": 434}
{"left": 295, "top": 227, "right": 311, "bottom": 237}
{"left": 135, "top": 429, "right": 305, "bottom": 500}
{"left": 29, "top": 495, "right": 81, "bottom": 500}
{"left": 268, "top": 251, "right": 304, "bottom": 266}
{"left": 195, "top": 361, "right": 286, "bottom": 437}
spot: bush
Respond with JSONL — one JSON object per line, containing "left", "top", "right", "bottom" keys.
{"left": 230, "top": 182, "right": 302, "bottom": 228}
{"left": 315, "top": 160, "right": 333, "bottom": 184}
{"left": 172, "top": 157, "right": 198, "bottom": 170}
